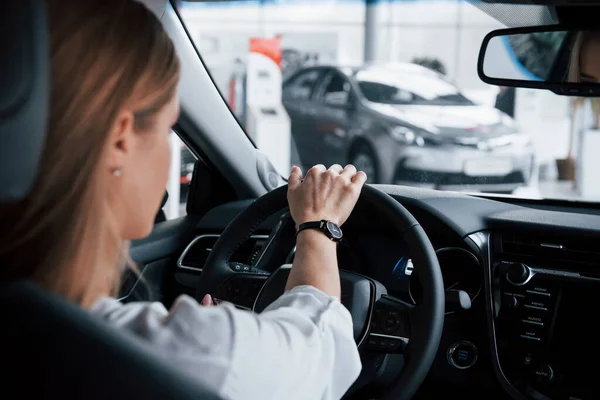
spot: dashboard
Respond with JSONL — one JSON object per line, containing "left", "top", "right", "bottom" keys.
{"left": 334, "top": 228, "right": 482, "bottom": 313}
{"left": 164, "top": 184, "right": 600, "bottom": 400}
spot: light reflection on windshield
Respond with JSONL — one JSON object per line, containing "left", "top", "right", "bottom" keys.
{"left": 357, "top": 73, "right": 473, "bottom": 106}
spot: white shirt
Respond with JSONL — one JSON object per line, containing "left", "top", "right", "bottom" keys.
{"left": 91, "top": 285, "right": 362, "bottom": 400}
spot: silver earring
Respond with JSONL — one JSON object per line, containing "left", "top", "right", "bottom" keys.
{"left": 113, "top": 168, "right": 122, "bottom": 177}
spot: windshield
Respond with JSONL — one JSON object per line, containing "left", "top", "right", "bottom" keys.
{"left": 177, "top": 0, "right": 596, "bottom": 204}
{"left": 356, "top": 70, "right": 474, "bottom": 105}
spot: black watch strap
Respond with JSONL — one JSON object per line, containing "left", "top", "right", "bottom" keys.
{"left": 296, "top": 220, "right": 343, "bottom": 242}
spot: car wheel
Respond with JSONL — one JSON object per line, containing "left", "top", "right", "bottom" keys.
{"left": 350, "top": 144, "right": 379, "bottom": 183}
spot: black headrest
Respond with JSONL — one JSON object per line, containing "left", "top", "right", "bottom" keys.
{"left": 0, "top": 0, "right": 50, "bottom": 203}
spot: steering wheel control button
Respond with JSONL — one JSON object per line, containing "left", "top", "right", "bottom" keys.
{"left": 229, "top": 263, "right": 255, "bottom": 273}
{"left": 382, "top": 313, "right": 401, "bottom": 334}
{"left": 365, "top": 334, "right": 407, "bottom": 353}
{"left": 216, "top": 275, "right": 268, "bottom": 309}
{"left": 371, "top": 295, "right": 412, "bottom": 338}
{"left": 447, "top": 341, "right": 477, "bottom": 369}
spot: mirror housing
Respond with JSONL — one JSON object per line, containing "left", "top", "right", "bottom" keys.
{"left": 478, "top": 25, "right": 600, "bottom": 97}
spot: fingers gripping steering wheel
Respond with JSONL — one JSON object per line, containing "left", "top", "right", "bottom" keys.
{"left": 197, "top": 185, "right": 444, "bottom": 400}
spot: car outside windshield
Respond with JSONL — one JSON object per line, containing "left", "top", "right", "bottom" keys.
{"left": 177, "top": 0, "right": 596, "bottom": 203}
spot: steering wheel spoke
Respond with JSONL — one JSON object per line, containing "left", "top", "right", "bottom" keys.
{"left": 252, "top": 211, "right": 296, "bottom": 272}
{"left": 363, "top": 294, "right": 413, "bottom": 354}
{"left": 198, "top": 185, "right": 444, "bottom": 400}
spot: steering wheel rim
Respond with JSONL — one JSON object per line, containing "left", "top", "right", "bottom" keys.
{"left": 197, "top": 185, "right": 444, "bottom": 400}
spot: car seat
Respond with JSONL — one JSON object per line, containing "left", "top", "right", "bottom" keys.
{"left": 0, "top": 2, "right": 221, "bottom": 399}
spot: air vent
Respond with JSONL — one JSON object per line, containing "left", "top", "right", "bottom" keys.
{"left": 499, "top": 232, "right": 600, "bottom": 268}
{"left": 178, "top": 234, "right": 269, "bottom": 272}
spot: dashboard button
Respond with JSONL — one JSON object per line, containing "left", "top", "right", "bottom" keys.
{"left": 525, "top": 298, "right": 550, "bottom": 309}
{"left": 506, "top": 263, "right": 530, "bottom": 285}
{"left": 520, "top": 328, "right": 543, "bottom": 342}
{"left": 523, "top": 309, "right": 546, "bottom": 324}
{"left": 526, "top": 289, "right": 551, "bottom": 297}
{"left": 522, "top": 318, "right": 544, "bottom": 327}
{"left": 447, "top": 341, "right": 477, "bottom": 369}
{"left": 533, "top": 364, "right": 554, "bottom": 384}
{"left": 522, "top": 352, "right": 535, "bottom": 366}
{"left": 524, "top": 303, "right": 548, "bottom": 312}
{"left": 502, "top": 295, "right": 519, "bottom": 310}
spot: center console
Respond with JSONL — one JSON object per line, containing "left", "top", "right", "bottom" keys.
{"left": 493, "top": 260, "right": 600, "bottom": 400}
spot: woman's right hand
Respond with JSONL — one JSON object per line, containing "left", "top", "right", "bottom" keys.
{"left": 285, "top": 164, "right": 367, "bottom": 299}
{"left": 287, "top": 164, "right": 367, "bottom": 227}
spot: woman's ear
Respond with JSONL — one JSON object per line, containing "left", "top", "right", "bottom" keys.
{"left": 106, "top": 110, "right": 135, "bottom": 174}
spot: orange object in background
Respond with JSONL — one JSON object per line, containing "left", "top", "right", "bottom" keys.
{"left": 249, "top": 36, "right": 282, "bottom": 69}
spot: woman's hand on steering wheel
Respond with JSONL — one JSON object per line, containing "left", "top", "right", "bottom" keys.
{"left": 287, "top": 164, "right": 367, "bottom": 227}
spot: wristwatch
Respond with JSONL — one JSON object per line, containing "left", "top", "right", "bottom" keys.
{"left": 296, "top": 220, "right": 343, "bottom": 242}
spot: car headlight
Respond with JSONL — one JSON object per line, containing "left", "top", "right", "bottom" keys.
{"left": 389, "top": 126, "right": 426, "bottom": 147}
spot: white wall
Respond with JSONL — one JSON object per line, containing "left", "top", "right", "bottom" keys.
{"left": 180, "top": 0, "right": 504, "bottom": 92}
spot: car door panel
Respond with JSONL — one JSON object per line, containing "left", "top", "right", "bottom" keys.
{"left": 120, "top": 215, "right": 201, "bottom": 304}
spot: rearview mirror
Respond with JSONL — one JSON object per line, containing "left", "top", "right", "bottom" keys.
{"left": 478, "top": 26, "right": 600, "bottom": 96}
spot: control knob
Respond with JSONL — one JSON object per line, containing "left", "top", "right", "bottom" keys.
{"left": 506, "top": 263, "right": 530, "bottom": 285}
{"left": 502, "top": 295, "right": 519, "bottom": 309}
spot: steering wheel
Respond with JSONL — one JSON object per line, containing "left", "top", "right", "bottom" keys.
{"left": 197, "top": 185, "right": 444, "bottom": 400}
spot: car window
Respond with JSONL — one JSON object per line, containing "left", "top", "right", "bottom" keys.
{"left": 283, "top": 70, "right": 321, "bottom": 101}
{"left": 319, "top": 72, "right": 352, "bottom": 105}
{"left": 356, "top": 70, "right": 472, "bottom": 105}
{"left": 159, "top": 133, "right": 195, "bottom": 222}
{"left": 177, "top": 0, "right": 600, "bottom": 204}
{"left": 358, "top": 81, "right": 415, "bottom": 104}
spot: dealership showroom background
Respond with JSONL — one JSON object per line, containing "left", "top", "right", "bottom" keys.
{"left": 165, "top": 0, "right": 596, "bottom": 219}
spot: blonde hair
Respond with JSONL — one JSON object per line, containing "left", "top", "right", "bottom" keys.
{"left": 0, "top": 0, "right": 180, "bottom": 308}
{"left": 568, "top": 31, "right": 586, "bottom": 82}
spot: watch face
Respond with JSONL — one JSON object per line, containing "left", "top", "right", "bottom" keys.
{"left": 326, "top": 221, "right": 343, "bottom": 240}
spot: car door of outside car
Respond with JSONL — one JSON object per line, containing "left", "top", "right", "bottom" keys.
{"left": 282, "top": 68, "right": 324, "bottom": 169}
{"left": 312, "top": 70, "right": 357, "bottom": 167}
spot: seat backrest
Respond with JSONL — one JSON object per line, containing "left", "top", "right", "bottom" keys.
{"left": 2, "top": 281, "right": 222, "bottom": 400}
{"left": 0, "top": 0, "right": 50, "bottom": 203}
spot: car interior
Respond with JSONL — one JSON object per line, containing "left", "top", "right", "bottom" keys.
{"left": 3, "top": 0, "right": 600, "bottom": 399}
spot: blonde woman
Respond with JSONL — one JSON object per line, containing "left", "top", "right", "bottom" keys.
{"left": 568, "top": 30, "right": 600, "bottom": 83}
{"left": 0, "top": 1, "right": 364, "bottom": 399}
